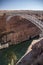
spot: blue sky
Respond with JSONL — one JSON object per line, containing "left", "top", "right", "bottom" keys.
{"left": 0, "top": 0, "right": 43, "bottom": 10}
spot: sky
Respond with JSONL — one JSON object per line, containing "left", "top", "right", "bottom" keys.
{"left": 0, "top": 0, "right": 43, "bottom": 10}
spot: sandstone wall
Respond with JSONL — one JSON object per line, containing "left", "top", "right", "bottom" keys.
{"left": 0, "top": 14, "right": 41, "bottom": 45}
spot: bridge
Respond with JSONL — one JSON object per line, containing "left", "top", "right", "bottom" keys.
{"left": 7, "top": 14, "right": 43, "bottom": 37}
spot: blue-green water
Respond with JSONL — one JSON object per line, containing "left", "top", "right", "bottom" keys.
{"left": 0, "top": 36, "right": 39, "bottom": 65}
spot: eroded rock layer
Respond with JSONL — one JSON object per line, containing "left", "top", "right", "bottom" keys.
{"left": 0, "top": 14, "right": 41, "bottom": 45}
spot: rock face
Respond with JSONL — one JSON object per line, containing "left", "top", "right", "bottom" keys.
{"left": 31, "top": 39, "right": 43, "bottom": 65}
{"left": 16, "top": 38, "right": 43, "bottom": 65}
{"left": 7, "top": 16, "right": 41, "bottom": 44}
{"left": 0, "top": 14, "right": 41, "bottom": 45}
{"left": 0, "top": 13, "right": 6, "bottom": 32}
